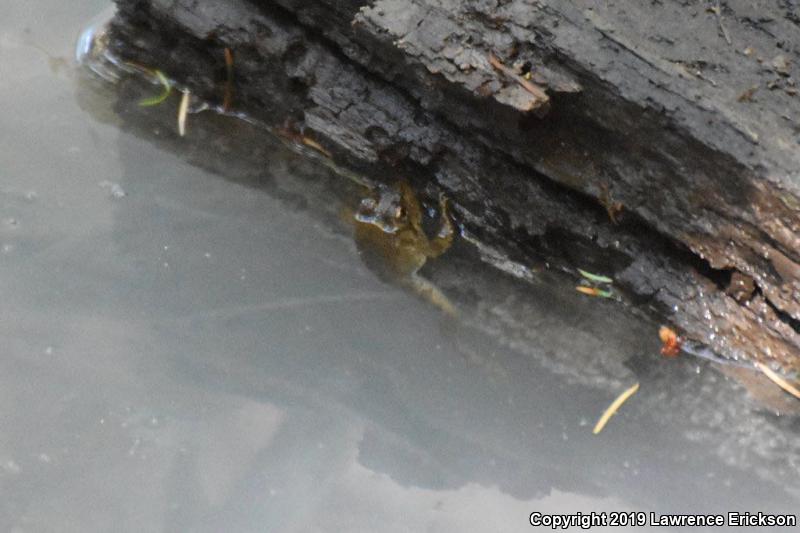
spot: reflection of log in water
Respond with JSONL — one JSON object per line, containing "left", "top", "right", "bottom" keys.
{"left": 102, "top": 0, "right": 800, "bottom": 374}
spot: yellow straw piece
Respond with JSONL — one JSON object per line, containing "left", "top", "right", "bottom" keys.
{"left": 755, "top": 362, "right": 800, "bottom": 400}
{"left": 593, "top": 382, "right": 640, "bottom": 435}
{"left": 301, "top": 136, "right": 332, "bottom": 158}
{"left": 178, "top": 89, "right": 190, "bottom": 137}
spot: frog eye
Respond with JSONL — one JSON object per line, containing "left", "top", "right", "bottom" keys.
{"left": 359, "top": 198, "right": 377, "bottom": 213}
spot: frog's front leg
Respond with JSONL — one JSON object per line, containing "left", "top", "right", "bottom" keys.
{"left": 424, "top": 193, "right": 455, "bottom": 259}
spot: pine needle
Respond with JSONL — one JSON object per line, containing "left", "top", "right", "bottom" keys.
{"left": 593, "top": 382, "right": 640, "bottom": 434}
{"left": 301, "top": 136, "right": 332, "bottom": 158}
{"left": 576, "top": 286, "right": 613, "bottom": 298}
{"left": 487, "top": 52, "right": 548, "bottom": 103}
{"left": 177, "top": 89, "right": 190, "bottom": 137}
{"left": 223, "top": 47, "right": 234, "bottom": 111}
{"left": 755, "top": 362, "right": 800, "bottom": 400}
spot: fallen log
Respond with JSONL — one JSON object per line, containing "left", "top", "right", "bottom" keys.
{"left": 105, "top": 0, "right": 800, "bottom": 372}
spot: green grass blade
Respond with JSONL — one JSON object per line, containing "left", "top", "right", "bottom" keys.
{"left": 578, "top": 268, "right": 613, "bottom": 284}
{"left": 138, "top": 70, "right": 171, "bottom": 107}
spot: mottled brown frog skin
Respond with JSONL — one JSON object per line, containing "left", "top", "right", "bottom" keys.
{"left": 353, "top": 182, "right": 456, "bottom": 315}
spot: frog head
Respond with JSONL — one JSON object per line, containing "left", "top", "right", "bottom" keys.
{"left": 355, "top": 187, "right": 406, "bottom": 234}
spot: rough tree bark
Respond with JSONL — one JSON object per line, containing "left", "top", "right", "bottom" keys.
{"left": 106, "top": 0, "right": 800, "bottom": 372}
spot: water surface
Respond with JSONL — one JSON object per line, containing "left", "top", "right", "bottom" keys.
{"left": 1, "top": 2, "right": 799, "bottom": 532}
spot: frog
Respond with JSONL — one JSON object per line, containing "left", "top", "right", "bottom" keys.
{"left": 352, "top": 181, "right": 456, "bottom": 315}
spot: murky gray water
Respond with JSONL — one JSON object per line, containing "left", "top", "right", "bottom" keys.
{"left": 1, "top": 2, "right": 799, "bottom": 532}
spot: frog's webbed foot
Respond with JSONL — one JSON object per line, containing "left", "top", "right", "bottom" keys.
{"left": 425, "top": 193, "right": 455, "bottom": 258}
{"left": 408, "top": 275, "right": 457, "bottom": 317}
